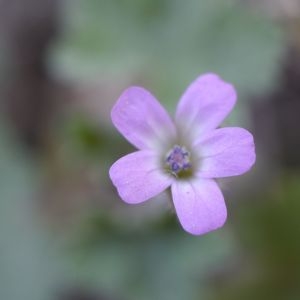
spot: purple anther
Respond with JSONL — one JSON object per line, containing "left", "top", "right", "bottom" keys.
{"left": 166, "top": 145, "right": 191, "bottom": 174}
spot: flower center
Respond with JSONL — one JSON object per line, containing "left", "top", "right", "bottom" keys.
{"left": 165, "top": 145, "right": 192, "bottom": 177}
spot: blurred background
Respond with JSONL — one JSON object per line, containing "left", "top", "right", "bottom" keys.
{"left": 0, "top": 0, "right": 300, "bottom": 299}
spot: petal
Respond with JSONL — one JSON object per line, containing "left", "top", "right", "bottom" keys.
{"left": 109, "top": 150, "right": 173, "bottom": 204}
{"left": 171, "top": 178, "right": 227, "bottom": 235}
{"left": 175, "top": 73, "right": 237, "bottom": 141}
{"left": 111, "top": 86, "right": 176, "bottom": 150}
{"left": 194, "top": 127, "right": 256, "bottom": 178}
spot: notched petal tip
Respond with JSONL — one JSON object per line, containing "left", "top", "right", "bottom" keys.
{"left": 175, "top": 73, "right": 237, "bottom": 139}
{"left": 171, "top": 179, "right": 227, "bottom": 236}
{"left": 196, "top": 127, "right": 256, "bottom": 178}
{"left": 110, "top": 86, "right": 150, "bottom": 130}
{"left": 192, "top": 73, "right": 238, "bottom": 109}
{"left": 183, "top": 212, "right": 227, "bottom": 236}
{"left": 109, "top": 162, "right": 133, "bottom": 204}
{"left": 109, "top": 151, "right": 173, "bottom": 204}
{"left": 181, "top": 205, "right": 227, "bottom": 236}
{"left": 111, "top": 86, "right": 175, "bottom": 150}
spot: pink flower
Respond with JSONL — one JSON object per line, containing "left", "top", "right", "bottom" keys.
{"left": 109, "top": 73, "right": 255, "bottom": 235}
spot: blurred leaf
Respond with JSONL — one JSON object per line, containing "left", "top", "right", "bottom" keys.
{"left": 211, "top": 174, "right": 300, "bottom": 300}
{"left": 51, "top": 0, "right": 283, "bottom": 108}
{"left": 60, "top": 114, "right": 133, "bottom": 164}
{"left": 0, "top": 123, "right": 60, "bottom": 300}
{"left": 65, "top": 212, "right": 236, "bottom": 300}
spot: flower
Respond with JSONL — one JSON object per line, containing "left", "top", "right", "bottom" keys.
{"left": 109, "top": 73, "right": 255, "bottom": 235}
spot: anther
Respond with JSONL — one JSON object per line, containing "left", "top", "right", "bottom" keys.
{"left": 165, "top": 145, "right": 191, "bottom": 175}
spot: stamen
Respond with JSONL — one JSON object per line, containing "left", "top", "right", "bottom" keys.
{"left": 165, "top": 145, "right": 191, "bottom": 176}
